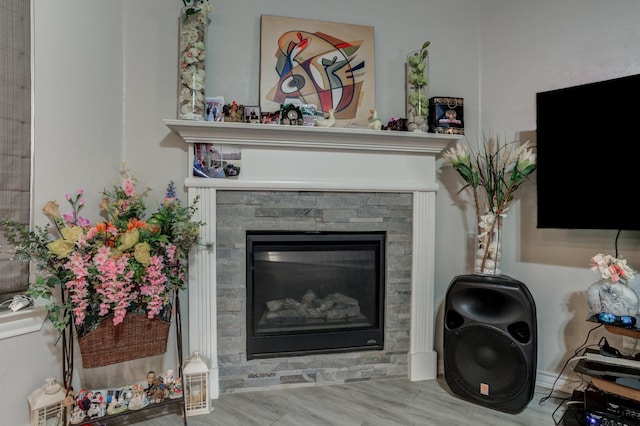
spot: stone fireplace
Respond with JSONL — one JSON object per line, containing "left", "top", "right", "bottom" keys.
{"left": 165, "top": 120, "right": 460, "bottom": 399}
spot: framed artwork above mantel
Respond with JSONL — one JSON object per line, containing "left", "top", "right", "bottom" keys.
{"left": 259, "top": 15, "right": 375, "bottom": 129}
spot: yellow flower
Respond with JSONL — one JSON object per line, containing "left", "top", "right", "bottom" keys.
{"left": 42, "top": 201, "right": 61, "bottom": 220}
{"left": 134, "top": 242, "right": 151, "bottom": 266}
{"left": 47, "top": 239, "right": 75, "bottom": 258}
{"left": 118, "top": 228, "right": 139, "bottom": 252}
{"left": 46, "top": 225, "right": 83, "bottom": 258}
{"left": 61, "top": 226, "right": 83, "bottom": 242}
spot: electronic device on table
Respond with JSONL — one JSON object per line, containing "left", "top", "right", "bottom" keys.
{"left": 583, "top": 383, "right": 640, "bottom": 425}
{"left": 575, "top": 348, "right": 640, "bottom": 381}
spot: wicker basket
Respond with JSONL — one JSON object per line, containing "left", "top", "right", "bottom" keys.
{"left": 77, "top": 314, "right": 170, "bottom": 368}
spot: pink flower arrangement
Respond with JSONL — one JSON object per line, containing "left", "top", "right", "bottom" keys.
{"left": 1, "top": 165, "right": 204, "bottom": 337}
{"left": 590, "top": 253, "right": 636, "bottom": 284}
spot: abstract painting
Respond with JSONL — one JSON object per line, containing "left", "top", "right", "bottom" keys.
{"left": 260, "top": 15, "right": 375, "bottom": 128}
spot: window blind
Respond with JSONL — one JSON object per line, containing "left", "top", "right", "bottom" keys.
{"left": 0, "top": 0, "right": 31, "bottom": 303}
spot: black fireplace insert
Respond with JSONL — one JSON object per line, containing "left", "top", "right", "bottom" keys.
{"left": 246, "top": 231, "right": 386, "bottom": 359}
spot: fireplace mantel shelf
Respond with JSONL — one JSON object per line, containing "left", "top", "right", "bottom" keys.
{"left": 164, "top": 119, "right": 461, "bottom": 154}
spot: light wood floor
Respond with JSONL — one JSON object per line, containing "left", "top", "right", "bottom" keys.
{"left": 105, "top": 376, "right": 574, "bottom": 426}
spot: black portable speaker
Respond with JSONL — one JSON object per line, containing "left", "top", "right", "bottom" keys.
{"left": 443, "top": 274, "right": 537, "bottom": 414}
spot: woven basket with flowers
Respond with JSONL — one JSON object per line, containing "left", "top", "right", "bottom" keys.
{"left": 1, "top": 164, "right": 205, "bottom": 368}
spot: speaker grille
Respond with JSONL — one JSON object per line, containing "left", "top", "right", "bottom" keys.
{"left": 444, "top": 324, "right": 528, "bottom": 402}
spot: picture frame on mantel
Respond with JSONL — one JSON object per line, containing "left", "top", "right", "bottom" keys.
{"left": 259, "top": 15, "right": 375, "bottom": 129}
{"left": 244, "top": 106, "right": 260, "bottom": 123}
{"left": 205, "top": 96, "right": 224, "bottom": 122}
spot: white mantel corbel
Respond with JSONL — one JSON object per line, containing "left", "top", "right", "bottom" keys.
{"left": 164, "top": 119, "right": 461, "bottom": 398}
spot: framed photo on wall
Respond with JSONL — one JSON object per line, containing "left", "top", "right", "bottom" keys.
{"left": 259, "top": 15, "right": 375, "bottom": 128}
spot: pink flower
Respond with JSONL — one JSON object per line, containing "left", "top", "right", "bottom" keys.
{"left": 122, "top": 178, "right": 136, "bottom": 197}
{"left": 165, "top": 243, "right": 177, "bottom": 263}
{"left": 62, "top": 212, "right": 76, "bottom": 225}
{"left": 6, "top": 164, "right": 202, "bottom": 338}
{"left": 76, "top": 216, "right": 91, "bottom": 227}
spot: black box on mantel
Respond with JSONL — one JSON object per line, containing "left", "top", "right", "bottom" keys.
{"left": 428, "top": 97, "right": 464, "bottom": 135}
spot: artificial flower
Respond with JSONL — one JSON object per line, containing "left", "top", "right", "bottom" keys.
{"left": 0, "top": 164, "right": 205, "bottom": 336}
{"left": 117, "top": 228, "right": 140, "bottom": 252}
{"left": 61, "top": 226, "right": 84, "bottom": 242}
{"left": 181, "top": 0, "right": 213, "bottom": 24}
{"left": 134, "top": 242, "right": 152, "bottom": 267}
{"left": 178, "top": 0, "right": 211, "bottom": 121}
{"left": 406, "top": 40, "right": 430, "bottom": 118}
{"left": 590, "top": 253, "right": 635, "bottom": 284}
{"left": 443, "top": 135, "right": 536, "bottom": 273}
{"left": 47, "top": 238, "right": 75, "bottom": 258}
{"left": 42, "top": 201, "right": 61, "bottom": 221}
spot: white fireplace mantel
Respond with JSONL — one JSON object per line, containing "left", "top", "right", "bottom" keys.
{"left": 163, "top": 119, "right": 455, "bottom": 153}
{"left": 164, "top": 119, "right": 462, "bottom": 399}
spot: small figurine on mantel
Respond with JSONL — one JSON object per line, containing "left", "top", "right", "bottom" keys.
{"left": 384, "top": 117, "right": 407, "bottom": 131}
{"left": 368, "top": 109, "right": 382, "bottom": 130}
{"left": 315, "top": 108, "right": 336, "bottom": 127}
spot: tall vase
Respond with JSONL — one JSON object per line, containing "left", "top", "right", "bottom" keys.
{"left": 405, "top": 50, "right": 429, "bottom": 129}
{"left": 178, "top": 4, "right": 211, "bottom": 120}
{"left": 475, "top": 211, "right": 502, "bottom": 275}
{"left": 586, "top": 279, "right": 640, "bottom": 317}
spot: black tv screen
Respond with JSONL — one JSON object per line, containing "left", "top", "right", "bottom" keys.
{"left": 536, "top": 73, "right": 640, "bottom": 230}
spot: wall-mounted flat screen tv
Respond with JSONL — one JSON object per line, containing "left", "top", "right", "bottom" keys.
{"left": 536, "top": 73, "right": 640, "bottom": 230}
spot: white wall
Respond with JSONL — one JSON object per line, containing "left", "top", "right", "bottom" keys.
{"left": 0, "top": 2, "right": 125, "bottom": 426}
{"left": 3, "top": 0, "right": 639, "bottom": 424}
{"left": 474, "top": 0, "right": 640, "bottom": 387}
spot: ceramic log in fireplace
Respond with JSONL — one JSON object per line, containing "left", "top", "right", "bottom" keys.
{"left": 246, "top": 231, "right": 385, "bottom": 359}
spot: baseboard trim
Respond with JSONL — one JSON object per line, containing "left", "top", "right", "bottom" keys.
{"left": 437, "top": 359, "right": 578, "bottom": 395}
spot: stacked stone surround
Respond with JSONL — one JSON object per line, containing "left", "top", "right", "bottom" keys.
{"left": 215, "top": 190, "right": 413, "bottom": 393}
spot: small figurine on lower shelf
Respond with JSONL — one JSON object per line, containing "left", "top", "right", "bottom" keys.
{"left": 86, "top": 401, "right": 102, "bottom": 419}
{"left": 69, "top": 405, "right": 86, "bottom": 425}
{"left": 148, "top": 376, "right": 166, "bottom": 404}
{"left": 106, "top": 389, "right": 128, "bottom": 416}
{"left": 170, "top": 377, "right": 184, "bottom": 399}
{"left": 128, "top": 383, "right": 149, "bottom": 410}
{"left": 164, "top": 369, "right": 176, "bottom": 399}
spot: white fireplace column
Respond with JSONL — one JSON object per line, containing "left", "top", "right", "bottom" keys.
{"left": 166, "top": 120, "right": 461, "bottom": 398}
{"left": 409, "top": 190, "right": 438, "bottom": 381}
{"left": 188, "top": 186, "right": 219, "bottom": 398}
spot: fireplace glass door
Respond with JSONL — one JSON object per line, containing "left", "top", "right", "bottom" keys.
{"left": 246, "top": 231, "right": 385, "bottom": 359}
